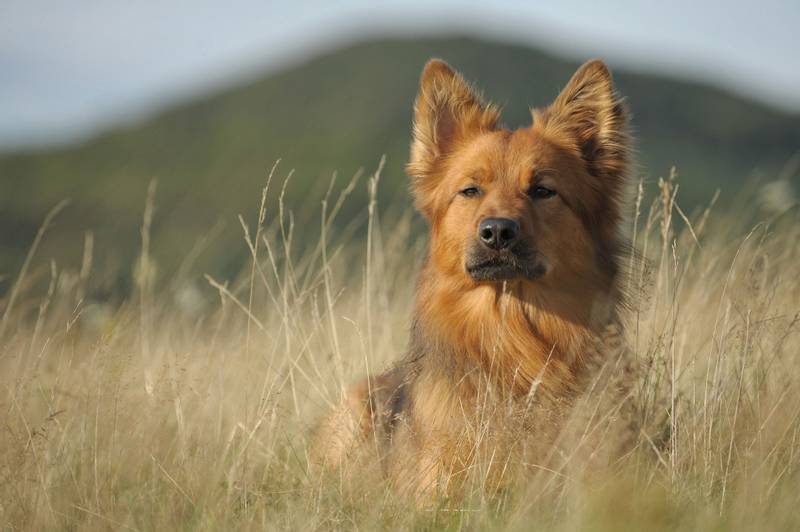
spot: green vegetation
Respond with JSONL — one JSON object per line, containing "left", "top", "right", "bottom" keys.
{"left": 2, "top": 36, "right": 798, "bottom": 297}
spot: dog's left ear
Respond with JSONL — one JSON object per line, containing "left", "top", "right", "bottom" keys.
{"left": 408, "top": 59, "right": 499, "bottom": 217}
{"left": 536, "top": 60, "right": 629, "bottom": 187}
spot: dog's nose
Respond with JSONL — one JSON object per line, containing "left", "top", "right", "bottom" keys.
{"left": 478, "top": 218, "right": 519, "bottom": 250}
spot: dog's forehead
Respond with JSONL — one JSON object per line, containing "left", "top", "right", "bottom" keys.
{"left": 472, "top": 128, "right": 560, "bottom": 182}
{"left": 505, "top": 127, "right": 559, "bottom": 167}
{"left": 448, "top": 127, "right": 569, "bottom": 187}
{"left": 446, "top": 132, "right": 506, "bottom": 178}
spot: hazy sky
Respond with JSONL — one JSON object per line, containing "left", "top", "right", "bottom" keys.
{"left": 1, "top": 0, "right": 798, "bottom": 150}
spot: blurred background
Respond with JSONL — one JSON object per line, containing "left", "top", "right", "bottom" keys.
{"left": 1, "top": 0, "right": 798, "bottom": 299}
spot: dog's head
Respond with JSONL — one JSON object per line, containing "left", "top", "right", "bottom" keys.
{"left": 407, "top": 59, "right": 629, "bottom": 289}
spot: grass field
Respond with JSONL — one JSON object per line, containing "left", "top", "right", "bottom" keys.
{"left": 2, "top": 164, "right": 799, "bottom": 531}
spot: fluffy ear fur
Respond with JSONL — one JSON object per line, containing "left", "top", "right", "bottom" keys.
{"left": 535, "top": 60, "right": 629, "bottom": 188}
{"left": 407, "top": 59, "right": 499, "bottom": 217}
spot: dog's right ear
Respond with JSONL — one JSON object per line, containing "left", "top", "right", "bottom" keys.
{"left": 407, "top": 59, "right": 499, "bottom": 217}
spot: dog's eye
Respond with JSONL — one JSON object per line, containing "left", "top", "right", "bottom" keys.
{"left": 529, "top": 186, "right": 557, "bottom": 200}
{"left": 460, "top": 187, "right": 482, "bottom": 198}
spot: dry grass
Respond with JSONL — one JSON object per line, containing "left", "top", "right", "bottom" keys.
{"left": 1, "top": 164, "right": 799, "bottom": 531}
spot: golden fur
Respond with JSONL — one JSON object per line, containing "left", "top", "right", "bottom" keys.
{"left": 312, "top": 58, "right": 632, "bottom": 501}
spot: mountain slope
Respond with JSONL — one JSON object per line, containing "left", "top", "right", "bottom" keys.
{"left": 2, "top": 36, "right": 798, "bottom": 292}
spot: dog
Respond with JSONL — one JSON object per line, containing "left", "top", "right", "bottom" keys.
{"left": 312, "top": 58, "right": 632, "bottom": 501}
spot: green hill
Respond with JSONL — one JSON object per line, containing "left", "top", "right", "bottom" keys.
{"left": 2, "top": 36, "right": 798, "bottom": 295}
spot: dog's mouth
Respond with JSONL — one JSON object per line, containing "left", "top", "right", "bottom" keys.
{"left": 465, "top": 246, "right": 546, "bottom": 282}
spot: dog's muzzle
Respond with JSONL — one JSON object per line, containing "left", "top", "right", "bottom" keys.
{"left": 465, "top": 242, "right": 546, "bottom": 282}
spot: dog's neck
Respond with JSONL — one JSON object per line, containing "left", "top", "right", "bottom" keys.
{"left": 412, "top": 262, "right": 619, "bottom": 397}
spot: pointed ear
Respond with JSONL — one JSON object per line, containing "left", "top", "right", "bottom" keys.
{"left": 536, "top": 60, "right": 629, "bottom": 186}
{"left": 407, "top": 59, "right": 499, "bottom": 215}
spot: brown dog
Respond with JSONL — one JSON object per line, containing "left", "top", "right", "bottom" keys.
{"left": 313, "top": 58, "right": 631, "bottom": 500}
